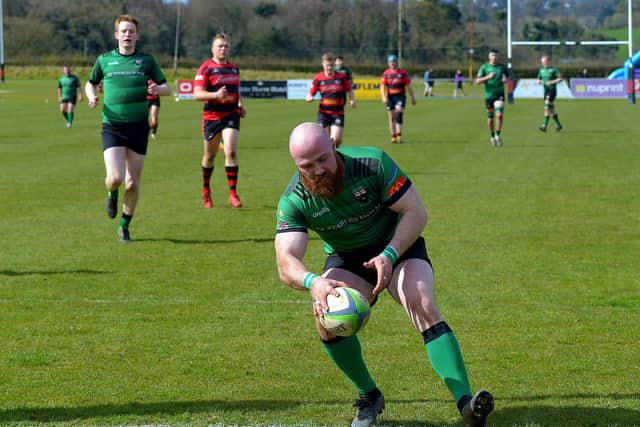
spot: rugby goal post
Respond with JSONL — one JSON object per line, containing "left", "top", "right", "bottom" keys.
{"left": 0, "top": 0, "right": 5, "bottom": 83}
{"left": 506, "top": 0, "right": 635, "bottom": 104}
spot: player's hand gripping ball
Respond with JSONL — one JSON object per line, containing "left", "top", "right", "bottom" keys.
{"left": 319, "top": 287, "right": 371, "bottom": 337}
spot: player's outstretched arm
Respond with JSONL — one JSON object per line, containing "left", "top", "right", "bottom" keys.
{"left": 275, "top": 231, "right": 341, "bottom": 314}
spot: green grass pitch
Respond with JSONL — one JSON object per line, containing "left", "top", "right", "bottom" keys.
{"left": 1, "top": 79, "right": 639, "bottom": 425}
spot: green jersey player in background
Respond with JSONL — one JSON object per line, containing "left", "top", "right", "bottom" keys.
{"left": 57, "top": 65, "right": 83, "bottom": 128}
{"left": 274, "top": 123, "right": 494, "bottom": 427}
{"left": 536, "top": 55, "right": 564, "bottom": 132}
{"left": 85, "top": 14, "right": 170, "bottom": 242}
{"left": 334, "top": 55, "right": 353, "bottom": 85}
{"left": 475, "top": 50, "right": 508, "bottom": 147}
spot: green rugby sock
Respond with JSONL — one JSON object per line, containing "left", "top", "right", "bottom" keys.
{"left": 544, "top": 116, "right": 550, "bottom": 127}
{"left": 424, "top": 322, "right": 471, "bottom": 402}
{"left": 108, "top": 190, "right": 118, "bottom": 200}
{"left": 68, "top": 112, "right": 74, "bottom": 124}
{"left": 553, "top": 114, "right": 561, "bottom": 127}
{"left": 322, "top": 335, "right": 376, "bottom": 395}
{"left": 119, "top": 213, "right": 132, "bottom": 229}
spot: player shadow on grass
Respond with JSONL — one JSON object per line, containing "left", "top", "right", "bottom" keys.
{"left": 407, "top": 138, "right": 470, "bottom": 145}
{"left": 2, "top": 397, "right": 639, "bottom": 425}
{"left": 0, "top": 399, "right": 302, "bottom": 423}
{"left": 136, "top": 236, "right": 321, "bottom": 245}
{"left": 376, "top": 397, "right": 640, "bottom": 426}
{"left": 136, "top": 237, "right": 276, "bottom": 245}
{"left": 0, "top": 269, "right": 113, "bottom": 277}
{"left": 458, "top": 404, "right": 640, "bottom": 425}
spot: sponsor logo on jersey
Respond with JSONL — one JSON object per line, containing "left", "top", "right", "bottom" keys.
{"left": 312, "top": 206, "right": 330, "bottom": 218}
{"left": 386, "top": 176, "right": 406, "bottom": 197}
{"left": 216, "top": 75, "right": 240, "bottom": 85}
{"left": 135, "top": 60, "right": 143, "bottom": 65}
{"left": 108, "top": 61, "right": 119, "bottom": 65}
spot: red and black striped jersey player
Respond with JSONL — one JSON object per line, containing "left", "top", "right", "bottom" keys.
{"left": 380, "top": 54, "right": 416, "bottom": 144}
{"left": 306, "top": 53, "right": 356, "bottom": 147}
{"left": 194, "top": 33, "right": 246, "bottom": 209}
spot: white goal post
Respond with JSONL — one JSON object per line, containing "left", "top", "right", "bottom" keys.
{"left": 506, "top": 0, "right": 635, "bottom": 103}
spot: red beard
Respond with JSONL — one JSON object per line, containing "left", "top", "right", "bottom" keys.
{"left": 300, "top": 156, "right": 345, "bottom": 198}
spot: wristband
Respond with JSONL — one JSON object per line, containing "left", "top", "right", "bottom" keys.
{"left": 303, "top": 272, "right": 318, "bottom": 290}
{"left": 381, "top": 245, "right": 399, "bottom": 264}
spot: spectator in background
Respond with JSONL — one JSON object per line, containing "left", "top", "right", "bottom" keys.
{"left": 423, "top": 68, "right": 435, "bottom": 96}
{"left": 453, "top": 69, "right": 465, "bottom": 97}
{"left": 506, "top": 67, "right": 517, "bottom": 105}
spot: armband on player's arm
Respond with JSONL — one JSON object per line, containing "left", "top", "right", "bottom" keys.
{"left": 303, "top": 272, "right": 318, "bottom": 290}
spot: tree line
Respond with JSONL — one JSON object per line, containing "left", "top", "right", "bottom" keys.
{"left": 3, "top": 0, "right": 635, "bottom": 76}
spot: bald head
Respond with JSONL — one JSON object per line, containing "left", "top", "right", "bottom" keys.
{"left": 289, "top": 122, "right": 334, "bottom": 162}
{"left": 288, "top": 122, "right": 343, "bottom": 197}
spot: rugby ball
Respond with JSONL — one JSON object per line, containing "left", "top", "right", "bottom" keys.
{"left": 319, "top": 287, "right": 371, "bottom": 337}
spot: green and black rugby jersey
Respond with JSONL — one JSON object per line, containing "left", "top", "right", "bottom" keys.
{"left": 276, "top": 146, "right": 412, "bottom": 254}
{"left": 478, "top": 62, "right": 507, "bottom": 99}
{"left": 58, "top": 74, "right": 81, "bottom": 99}
{"left": 89, "top": 49, "right": 167, "bottom": 124}
{"left": 537, "top": 66, "right": 562, "bottom": 93}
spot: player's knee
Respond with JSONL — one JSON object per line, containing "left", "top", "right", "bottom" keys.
{"left": 105, "top": 175, "right": 123, "bottom": 189}
{"left": 125, "top": 178, "right": 139, "bottom": 193}
{"left": 203, "top": 151, "right": 217, "bottom": 163}
{"left": 225, "top": 149, "right": 238, "bottom": 162}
